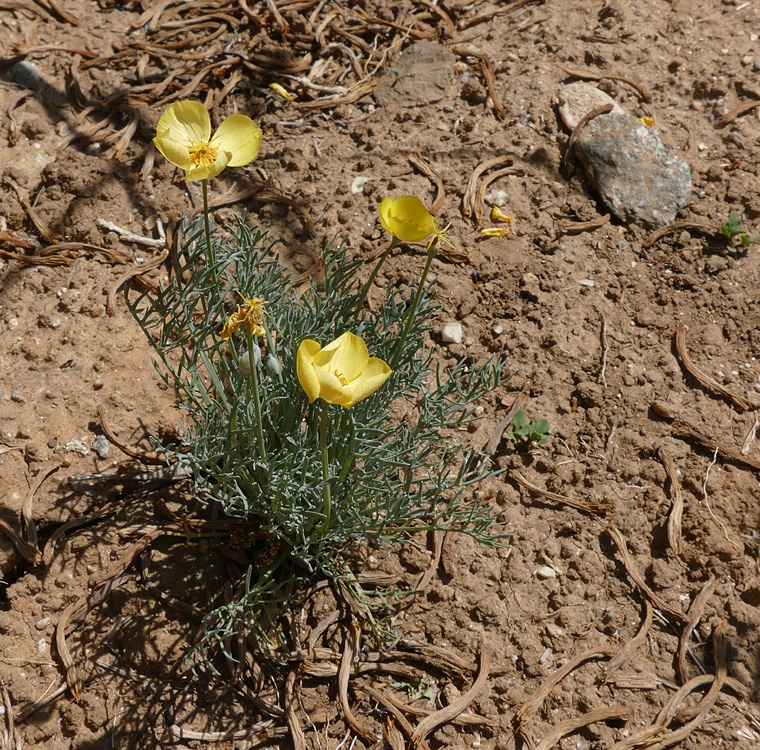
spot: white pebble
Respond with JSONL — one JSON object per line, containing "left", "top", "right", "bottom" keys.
{"left": 350, "top": 176, "right": 368, "bottom": 194}
{"left": 535, "top": 565, "right": 557, "bottom": 579}
{"left": 441, "top": 322, "right": 463, "bottom": 344}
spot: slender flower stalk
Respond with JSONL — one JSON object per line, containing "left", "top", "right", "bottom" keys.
{"left": 318, "top": 400, "right": 331, "bottom": 529}
{"left": 246, "top": 325, "right": 267, "bottom": 461}
{"left": 201, "top": 179, "right": 217, "bottom": 285}
{"left": 391, "top": 235, "right": 439, "bottom": 370}
{"left": 354, "top": 236, "right": 400, "bottom": 322}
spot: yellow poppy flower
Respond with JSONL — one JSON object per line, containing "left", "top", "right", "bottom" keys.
{"left": 297, "top": 331, "right": 391, "bottom": 408}
{"left": 153, "top": 100, "right": 262, "bottom": 182}
{"left": 378, "top": 195, "right": 439, "bottom": 243}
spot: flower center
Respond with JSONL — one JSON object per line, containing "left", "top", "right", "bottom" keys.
{"left": 188, "top": 140, "right": 218, "bottom": 168}
{"left": 332, "top": 368, "right": 348, "bottom": 386}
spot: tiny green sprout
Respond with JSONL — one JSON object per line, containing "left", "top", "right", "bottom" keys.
{"left": 719, "top": 210, "right": 759, "bottom": 254}
{"left": 394, "top": 678, "right": 437, "bottom": 702}
{"left": 508, "top": 410, "right": 550, "bottom": 446}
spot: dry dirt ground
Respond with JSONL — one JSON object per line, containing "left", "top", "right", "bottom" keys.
{"left": 1, "top": 0, "right": 760, "bottom": 748}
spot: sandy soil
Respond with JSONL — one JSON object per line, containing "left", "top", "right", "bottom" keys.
{"left": 1, "top": 0, "right": 760, "bottom": 748}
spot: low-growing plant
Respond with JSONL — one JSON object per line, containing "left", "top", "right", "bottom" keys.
{"left": 125, "top": 100, "right": 511, "bottom": 662}
{"left": 719, "top": 210, "right": 759, "bottom": 254}
{"left": 507, "top": 409, "right": 550, "bottom": 446}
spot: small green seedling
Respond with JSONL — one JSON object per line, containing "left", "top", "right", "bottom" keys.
{"left": 719, "top": 210, "right": 759, "bottom": 254}
{"left": 508, "top": 410, "right": 550, "bottom": 446}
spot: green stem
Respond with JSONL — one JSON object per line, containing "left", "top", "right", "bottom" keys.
{"left": 246, "top": 325, "right": 267, "bottom": 461}
{"left": 353, "top": 236, "right": 400, "bottom": 322}
{"left": 201, "top": 179, "right": 217, "bottom": 286}
{"left": 318, "top": 400, "right": 332, "bottom": 531}
{"left": 390, "top": 236, "right": 438, "bottom": 369}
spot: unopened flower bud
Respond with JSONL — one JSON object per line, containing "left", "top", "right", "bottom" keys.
{"left": 238, "top": 343, "right": 261, "bottom": 374}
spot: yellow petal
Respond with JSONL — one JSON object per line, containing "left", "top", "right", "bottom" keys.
{"left": 378, "top": 196, "right": 394, "bottom": 236}
{"left": 637, "top": 116, "right": 655, "bottom": 127}
{"left": 211, "top": 115, "right": 262, "bottom": 168}
{"left": 185, "top": 149, "right": 232, "bottom": 181}
{"left": 153, "top": 101, "right": 211, "bottom": 170}
{"left": 378, "top": 196, "right": 437, "bottom": 242}
{"left": 316, "top": 368, "right": 350, "bottom": 405}
{"left": 296, "top": 339, "right": 322, "bottom": 403}
{"left": 480, "top": 227, "right": 511, "bottom": 237}
{"left": 316, "top": 332, "right": 369, "bottom": 383}
{"left": 342, "top": 357, "right": 392, "bottom": 407}
{"left": 269, "top": 82, "right": 296, "bottom": 101}
{"left": 490, "top": 205, "right": 512, "bottom": 223}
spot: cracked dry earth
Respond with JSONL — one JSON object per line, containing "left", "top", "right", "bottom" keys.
{"left": 1, "top": 0, "right": 760, "bottom": 748}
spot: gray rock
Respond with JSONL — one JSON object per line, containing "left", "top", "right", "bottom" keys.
{"left": 374, "top": 41, "right": 456, "bottom": 107}
{"left": 573, "top": 113, "right": 691, "bottom": 228}
{"left": 92, "top": 435, "right": 110, "bottom": 459}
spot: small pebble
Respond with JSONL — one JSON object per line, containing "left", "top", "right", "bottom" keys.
{"left": 441, "top": 322, "right": 463, "bottom": 344}
{"left": 37, "top": 638, "right": 47, "bottom": 654}
{"left": 492, "top": 324, "right": 504, "bottom": 336}
{"left": 578, "top": 278, "right": 595, "bottom": 288}
{"left": 92, "top": 435, "right": 110, "bottom": 459}
{"left": 350, "top": 176, "right": 368, "bottom": 194}
{"left": 535, "top": 565, "right": 557, "bottom": 579}
{"left": 35, "top": 617, "right": 50, "bottom": 630}
{"left": 539, "top": 647, "right": 551, "bottom": 664}
{"left": 11, "top": 392, "right": 26, "bottom": 403}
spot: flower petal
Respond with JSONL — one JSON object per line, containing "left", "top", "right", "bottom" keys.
{"left": 342, "top": 357, "right": 392, "bottom": 407}
{"left": 316, "top": 368, "right": 350, "bottom": 405}
{"left": 211, "top": 115, "right": 263, "bottom": 167}
{"left": 388, "top": 195, "right": 437, "bottom": 242}
{"left": 315, "top": 331, "right": 369, "bottom": 383}
{"left": 153, "top": 101, "right": 211, "bottom": 170}
{"left": 296, "top": 339, "right": 323, "bottom": 403}
{"left": 185, "top": 149, "right": 232, "bottom": 181}
{"left": 378, "top": 196, "right": 394, "bottom": 236}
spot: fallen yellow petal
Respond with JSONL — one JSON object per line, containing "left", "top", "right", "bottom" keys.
{"left": 490, "top": 205, "right": 513, "bottom": 224}
{"left": 269, "top": 82, "right": 297, "bottom": 101}
{"left": 637, "top": 116, "right": 655, "bottom": 127}
{"left": 480, "top": 227, "right": 512, "bottom": 237}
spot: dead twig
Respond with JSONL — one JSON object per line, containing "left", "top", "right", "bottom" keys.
{"left": 394, "top": 152, "right": 445, "bottom": 214}
{"left": 558, "top": 213, "right": 610, "bottom": 234}
{"left": 337, "top": 622, "right": 377, "bottom": 744}
{"left": 96, "top": 404, "right": 168, "bottom": 464}
{"left": 674, "top": 325, "right": 753, "bottom": 411}
{"left": 0, "top": 518, "right": 41, "bottom": 565}
{"left": 463, "top": 156, "right": 518, "bottom": 223}
{"left": 604, "top": 600, "right": 653, "bottom": 681}
{"left": 22, "top": 461, "right": 60, "bottom": 549}
{"left": 643, "top": 220, "right": 716, "bottom": 248}
{"left": 458, "top": 0, "right": 545, "bottom": 30}
{"left": 534, "top": 706, "right": 633, "bottom": 750}
{"left": 562, "top": 103, "right": 613, "bottom": 175}
{"left": 511, "top": 471, "right": 613, "bottom": 515}
{"left": 717, "top": 99, "right": 760, "bottom": 128}
{"left": 677, "top": 576, "right": 716, "bottom": 684}
{"left": 610, "top": 621, "right": 727, "bottom": 750}
{"left": 452, "top": 47, "right": 506, "bottom": 119}
{"left": 167, "top": 720, "right": 287, "bottom": 743}
{"left": 605, "top": 525, "right": 687, "bottom": 625}
{"left": 556, "top": 64, "right": 653, "bottom": 103}
{"left": 485, "top": 391, "right": 527, "bottom": 455}
{"left": 408, "top": 639, "right": 491, "bottom": 748}
{"left": 284, "top": 669, "right": 307, "bottom": 750}
{"left": 672, "top": 418, "right": 760, "bottom": 473}
{"left": 516, "top": 644, "right": 617, "bottom": 727}
{"left": 657, "top": 447, "right": 684, "bottom": 559}
{"left": 106, "top": 248, "right": 168, "bottom": 315}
